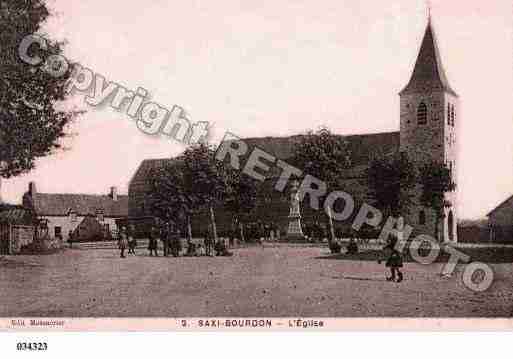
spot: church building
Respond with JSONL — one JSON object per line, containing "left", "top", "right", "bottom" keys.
{"left": 128, "top": 17, "right": 459, "bottom": 242}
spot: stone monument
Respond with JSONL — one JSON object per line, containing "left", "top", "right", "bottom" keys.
{"left": 285, "top": 180, "right": 305, "bottom": 241}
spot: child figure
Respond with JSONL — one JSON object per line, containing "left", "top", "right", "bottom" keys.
{"left": 148, "top": 226, "right": 158, "bottom": 256}
{"left": 383, "top": 236, "right": 404, "bottom": 282}
{"left": 197, "top": 243, "right": 205, "bottom": 256}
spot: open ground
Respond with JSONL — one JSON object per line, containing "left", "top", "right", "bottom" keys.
{"left": 1, "top": 245, "right": 512, "bottom": 317}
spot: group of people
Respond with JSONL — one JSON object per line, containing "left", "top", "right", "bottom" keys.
{"left": 246, "top": 221, "right": 280, "bottom": 243}
{"left": 116, "top": 221, "right": 403, "bottom": 282}
{"left": 117, "top": 225, "right": 139, "bottom": 258}
{"left": 304, "top": 221, "right": 327, "bottom": 242}
{"left": 117, "top": 223, "right": 181, "bottom": 258}
{"left": 117, "top": 222, "right": 233, "bottom": 258}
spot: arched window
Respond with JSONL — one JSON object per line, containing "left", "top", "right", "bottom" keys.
{"left": 448, "top": 211, "right": 455, "bottom": 241}
{"left": 447, "top": 103, "right": 451, "bottom": 125}
{"left": 417, "top": 102, "right": 427, "bottom": 125}
{"left": 451, "top": 105, "right": 455, "bottom": 126}
{"left": 419, "top": 210, "right": 426, "bottom": 225}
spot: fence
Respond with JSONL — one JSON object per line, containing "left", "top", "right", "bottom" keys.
{"left": 489, "top": 225, "right": 513, "bottom": 243}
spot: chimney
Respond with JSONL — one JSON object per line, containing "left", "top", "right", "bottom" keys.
{"left": 29, "top": 181, "right": 37, "bottom": 197}
{"left": 110, "top": 186, "right": 118, "bottom": 201}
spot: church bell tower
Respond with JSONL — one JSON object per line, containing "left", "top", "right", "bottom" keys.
{"left": 399, "top": 17, "right": 458, "bottom": 242}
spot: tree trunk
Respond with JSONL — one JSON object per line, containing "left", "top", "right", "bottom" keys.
{"left": 326, "top": 206, "right": 335, "bottom": 244}
{"left": 325, "top": 218, "right": 333, "bottom": 244}
{"left": 239, "top": 222, "right": 245, "bottom": 242}
{"left": 209, "top": 205, "right": 218, "bottom": 241}
{"left": 187, "top": 215, "right": 192, "bottom": 243}
{"left": 231, "top": 215, "right": 238, "bottom": 243}
{"left": 434, "top": 212, "right": 440, "bottom": 242}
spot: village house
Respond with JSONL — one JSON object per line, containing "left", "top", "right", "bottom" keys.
{"left": 487, "top": 195, "right": 513, "bottom": 243}
{"left": 0, "top": 204, "right": 36, "bottom": 255}
{"left": 22, "top": 182, "right": 128, "bottom": 241}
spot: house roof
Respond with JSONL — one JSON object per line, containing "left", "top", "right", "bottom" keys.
{"left": 129, "top": 131, "right": 400, "bottom": 185}
{"left": 487, "top": 194, "right": 513, "bottom": 217}
{"left": 26, "top": 193, "right": 128, "bottom": 217}
{"left": 399, "top": 20, "right": 457, "bottom": 97}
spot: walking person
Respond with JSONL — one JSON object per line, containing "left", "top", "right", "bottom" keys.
{"left": 148, "top": 226, "right": 159, "bottom": 256}
{"left": 383, "top": 235, "right": 404, "bottom": 282}
{"left": 118, "top": 227, "right": 128, "bottom": 258}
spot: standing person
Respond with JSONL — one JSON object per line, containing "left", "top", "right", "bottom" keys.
{"left": 257, "top": 221, "right": 265, "bottom": 247}
{"left": 170, "top": 225, "right": 182, "bottom": 257}
{"left": 383, "top": 236, "right": 404, "bottom": 282}
{"left": 196, "top": 243, "right": 203, "bottom": 256}
{"left": 186, "top": 241, "right": 197, "bottom": 257}
{"left": 67, "top": 230, "right": 74, "bottom": 249}
{"left": 161, "top": 222, "right": 169, "bottom": 257}
{"left": 127, "top": 224, "right": 137, "bottom": 255}
{"left": 256, "top": 221, "right": 262, "bottom": 243}
{"left": 148, "top": 226, "right": 158, "bottom": 256}
{"left": 118, "top": 227, "right": 128, "bottom": 258}
{"left": 204, "top": 224, "right": 214, "bottom": 256}
{"left": 346, "top": 237, "right": 358, "bottom": 255}
{"left": 167, "top": 224, "right": 176, "bottom": 257}
{"left": 229, "top": 220, "right": 236, "bottom": 247}
{"left": 270, "top": 222, "right": 278, "bottom": 242}
{"left": 312, "top": 221, "right": 321, "bottom": 243}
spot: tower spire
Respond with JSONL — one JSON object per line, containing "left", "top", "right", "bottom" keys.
{"left": 399, "top": 8, "right": 457, "bottom": 97}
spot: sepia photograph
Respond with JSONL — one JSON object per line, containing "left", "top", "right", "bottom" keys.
{"left": 0, "top": 0, "right": 512, "bottom": 333}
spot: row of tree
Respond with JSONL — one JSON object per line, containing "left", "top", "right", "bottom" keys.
{"left": 367, "top": 152, "right": 455, "bottom": 241}
{"left": 291, "top": 128, "right": 455, "bottom": 242}
{"left": 148, "top": 129, "right": 454, "bottom": 243}
{"left": 147, "top": 143, "right": 259, "bottom": 242}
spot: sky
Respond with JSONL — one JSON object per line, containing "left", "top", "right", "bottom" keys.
{"left": 1, "top": 0, "right": 512, "bottom": 220}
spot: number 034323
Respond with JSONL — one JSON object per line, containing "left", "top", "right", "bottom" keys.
{"left": 16, "top": 342, "right": 48, "bottom": 351}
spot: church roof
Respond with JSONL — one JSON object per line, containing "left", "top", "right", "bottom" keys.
{"left": 129, "top": 131, "right": 400, "bottom": 186}
{"left": 399, "top": 20, "right": 457, "bottom": 97}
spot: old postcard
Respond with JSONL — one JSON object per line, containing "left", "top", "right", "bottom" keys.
{"left": 0, "top": 0, "right": 512, "bottom": 334}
